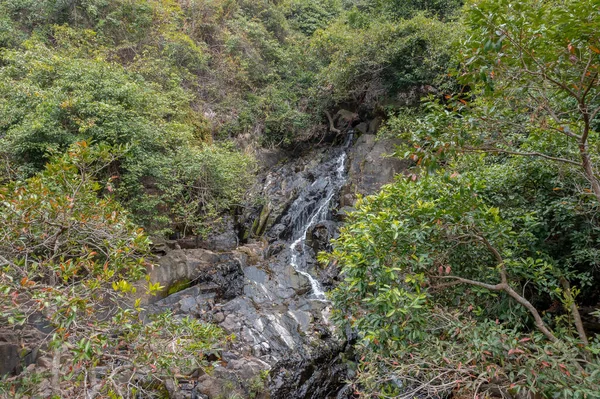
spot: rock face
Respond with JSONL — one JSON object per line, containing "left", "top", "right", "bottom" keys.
{"left": 269, "top": 344, "right": 350, "bottom": 399}
{"left": 147, "top": 246, "right": 349, "bottom": 398}
{"left": 0, "top": 331, "right": 21, "bottom": 376}
{"left": 341, "top": 134, "right": 412, "bottom": 207}
{"left": 144, "top": 116, "right": 408, "bottom": 398}
{"left": 146, "top": 145, "right": 354, "bottom": 399}
{"left": 146, "top": 249, "right": 245, "bottom": 302}
{"left": 0, "top": 328, "right": 44, "bottom": 376}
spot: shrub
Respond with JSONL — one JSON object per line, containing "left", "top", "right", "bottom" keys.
{"left": 311, "top": 13, "right": 460, "bottom": 105}
{"left": 0, "top": 34, "right": 253, "bottom": 234}
{"left": 326, "top": 162, "right": 600, "bottom": 398}
{"left": 0, "top": 142, "right": 227, "bottom": 397}
{"left": 282, "top": 0, "right": 342, "bottom": 36}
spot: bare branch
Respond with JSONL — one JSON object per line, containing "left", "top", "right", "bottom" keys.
{"left": 560, "top": 277, "right": 589, "bottom": 349}
{"left": 433, "top": 275, "right": 503, "bottom": 291}
{"left": 432, "top": 232, "right": 560, "bottom": 343}
{"left": 325, "top": 110, "right": 340, "bottom": 134}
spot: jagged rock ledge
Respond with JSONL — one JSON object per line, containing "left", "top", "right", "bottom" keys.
{"left": 143, "top": 114, "right": 409, "bottom": 398}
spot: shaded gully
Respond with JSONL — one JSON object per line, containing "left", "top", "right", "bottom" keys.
{"left": 146, "top": 134, "right": 357, "bottom": 399}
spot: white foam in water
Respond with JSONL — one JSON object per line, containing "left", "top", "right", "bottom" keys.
{"left": 288, "top": 135, "right": 352, "bottom": 300}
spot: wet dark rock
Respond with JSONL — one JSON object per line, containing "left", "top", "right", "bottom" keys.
{"left": 268, "top": 224, "right": 286, "bottom": 241}
{"left": 355, "top": 122, "right": 368, "bottom": 135}
{"left": 140, "top": 145, "right": 354, "bottom": 398}
{"left": 269, "top": 340, "right": 350, "bottom": 399}
{"left": 238, "top": 145, "right": 344, "bottom": 244}
{"left": 318, "top": 260, "right": 343, "bottom": 290}
{"left": 0, "top": 339, "right": 19, "bottom": 376}
{"left": 307, "top": 221, "right": 338, "bottom": 253}
{"left": 336, "top": 384, "right": 355, "bottom": 399}
{"left": 367, "top": 117, "right": 383, "bottom": 134}
{"left": 334, "top": 206, "right": 355, "bottom": 222}
{"left": 266, "top": 241, "right": 286, "bottom": 258}
{"left": 142, "top": 132, "right": 405, "bottom": 398}
{"left": 0, "top": 328, "right": 43, "bottom": 376}
{"left": 144, "top": 249, "right": 245, "bottom": 303}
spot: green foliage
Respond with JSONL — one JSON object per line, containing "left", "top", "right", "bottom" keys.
{"left": 0, "top": 31, "right": 254, "bottom": 235}
{"left": 474, "top": 158, "right": 600, "bottom": 302}
{"left": 282, "top": 0, "right": 342, "bottom": 35}
{"left": 137, "top": 143, "right": 256, "bottom": 236}
{"left": 0, "top": 142, "right": 227, "bottom": 397}
{"left": 311, "top": 12, "right": 461, "bottom": 105}
{"left": 329, "top": 1, "right": 600, "bottom": 396}
{"left": 0, "top": 0, "right": 177, "bottom": 46}
{"left": 0, "top": 142, "right": 149, "bottom": 295}
{"left": 0, "top": 32, "right": 198, "bottom": 174}
{"left": 341, "top": 0, "right": 462, "bottom": 20}
{"left": 0, "top": 0, "right": 463, "bottom": 148}
{"left": 2, "top": 0, "right": 598, "bottom": 398}
{"left": 353, "top": 318, "right": 600, "bottom": 399}
{"left": 328, "top": 163, "right": 600, "bottom": 397}
{"left": 384, "top": 0, "right": 600, "bottom": 303}
{"left": 442, "top": 0, "right": 600, "bottom": 199}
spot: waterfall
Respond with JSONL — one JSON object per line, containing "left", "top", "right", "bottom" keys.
{"left": 288, "top": 132, "right": 353, "bottom": 300}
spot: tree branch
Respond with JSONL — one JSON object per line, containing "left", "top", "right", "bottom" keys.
{"left": 463, "top": 146, "right": 582, "bottom": 167}
{"left": 433, "top": 275, "right": 503, "bottom": 291}
{"left": 433, "top": 275, "right": 558, "bottom": 343}
{"left": 560, "top": 277, "right": 589, "bottom": 349}
{"left": 432, "top": 233, "right": 560, "bottom": 343}
{"left": 325, "top": 110, "right": 341, "bottom": 134}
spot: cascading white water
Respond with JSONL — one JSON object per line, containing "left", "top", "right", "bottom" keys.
{"left": 288, "top": 132, "right": 353, "bottom": 300}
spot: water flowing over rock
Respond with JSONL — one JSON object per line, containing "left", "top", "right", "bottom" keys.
{"left": 286, "top": 140, "right": 350, "bottom": 301}
{"left": 146, "top": 139, "right": 356, "bottom": 399}
{"left": 146, "top": 125, "right": 406, "bottom": 398}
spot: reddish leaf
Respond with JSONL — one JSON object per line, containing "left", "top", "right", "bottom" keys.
{"left": 559, "top": 364, "right": 571, "bottom": 376}
{"left": 508, "top": 348, "right": 524, "bottom": 355}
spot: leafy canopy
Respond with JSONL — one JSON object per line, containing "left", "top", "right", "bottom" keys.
{"left": 327, "top": 161, "right": 600, "bottom": 398}
{"left": 328, "top": 0, "right": 600, "bottom": 397}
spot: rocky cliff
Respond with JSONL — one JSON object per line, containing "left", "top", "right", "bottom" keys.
{"left": 140, "top": 113, "right": 410, "bottom": 399}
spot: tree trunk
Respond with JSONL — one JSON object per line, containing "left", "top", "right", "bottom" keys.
{"left": 51, "top": 347, "right": 62, "bottom": 396}
{"left": 579, "top": 145, "right": 600, "bottom": 203}
{"left": 560, "top": 277, "right": 589, "bottom": 348}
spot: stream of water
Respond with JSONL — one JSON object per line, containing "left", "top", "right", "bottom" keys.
{"left": 288, "top": 133, "right": 353, "bottom": 300}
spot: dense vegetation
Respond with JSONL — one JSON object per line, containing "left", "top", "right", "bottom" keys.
{"left": 0, "top": 143, "right": 227, "bottom": 396}
{"left": 1, "top": 0, "right": 598, "bottom": 398}
{"left": 0, "top": 0, "right": 456, "bottom": 234}
{"left": 0, "top": 0, "right": 461, "bottom": 396}
{"left": 328, "top": 0, "right": 600, "bottom": 397}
